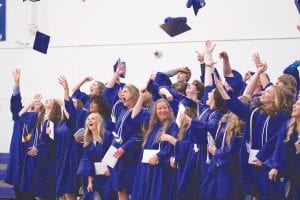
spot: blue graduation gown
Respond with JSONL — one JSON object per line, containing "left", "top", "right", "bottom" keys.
{"left": 109, "top": 102, "right": 147, "bottom": 194}
{"left": 203, "top": 120, "right": 243, "bottom": 200}
{"left": 272, "top": 120, "right": 300, "bottom": 199}
{"left": 5, "top": 93, "right": 38, "bottom": 188}
{"left": 71, "top": 89, "right": 91, "bottom": 110}
{"left": 34, "top": 119, "right": 56, "bottom": 199}
{"left": 225, "top": 97, "right": 289, "bottom": 199}
{"left": 77, "top": 131, "right": 117, "bottom": 200}
{"left": 55, "top": 99, "right": 77, "bottom": 196}
{"left": 132, "top": 121, "right": 179, "bottom": 200}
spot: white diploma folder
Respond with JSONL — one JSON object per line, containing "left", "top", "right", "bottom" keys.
{"left": 94, "top": 162, "right": 108, "bottom": 175}
{"left": 142, "top": 149, "right": 159, "bottom": 164}
{"left": 248, "top": 149, "right": 259, "bottom": 164}
{"left": 102, "top": 145, "right": 118, "bottom": 168}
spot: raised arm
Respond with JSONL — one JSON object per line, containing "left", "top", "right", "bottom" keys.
{"left": 252, "top": 53, "right": 270, "bottom": 89}
{"left": 243, "top": 61, "right": 267, "bottom": 98}
{"left": 204, "top": 40, "right": 216, "bottom": 87}
{"left": 58, "top": 75, "right": 70, "bottom": 101}
{"left": 213, "top": 73, "right": 230, "bottom": 100}
{"left": 106, "top": 62, "right": 126, "bottom": 88}
{"left": 12, "top": 68, "right": 20, "bottom": 95}
{"left": 219, "top": 51, "right": 233, "bottom": 77}
{"left": 71, "top": 76, "right": 93, "bottom": 93}
{"left": 18, "top": 94, "right": 42, "bottom": 116}
{"left": 131, "top": 89, "right": 147, "bottom": 119}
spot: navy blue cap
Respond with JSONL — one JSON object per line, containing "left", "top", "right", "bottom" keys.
{"left": 113, "top": 58, "right": 126, "bottom": 78}
{"left": 295, "top": 0, "right": 300, "bottom": 14}
{"left": 186, "top": 0, "right": 206, "bottom": 16}
{"left": 33, "top": 31, "right": 50, "bottom": 54}
{"left": 160, "top": 17, "right": 191, "bottom": 37}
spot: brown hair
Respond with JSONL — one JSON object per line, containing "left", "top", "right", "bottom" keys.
{"left": 48, "top": 102, "right": 62, "bottom": 123}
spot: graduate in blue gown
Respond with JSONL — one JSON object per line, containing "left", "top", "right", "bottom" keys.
{"left": 131, "top": 93, "right": 179, "bottom": 200}
{"left": 215, "top": 64, "right": 290, "bottom": 200}
{"left": 269, "top": 99, "right": 300, "bottom": 199}
{"left": 77, "top": 113, "right": 117, "bottom": 200}
{"left": 103, "top": 64, "right": 144, "bottom": 200}
{"left": 71, "top": 76, "right": 105, "bottom": 110}
{"left": 204, "top": 96, "right": 250, "bottom": 199}
{"left": 5, "top": 69, "right": 43, "bottom": 200}
{"left": 159, "top": 81, "right": 204, "bottom": 200}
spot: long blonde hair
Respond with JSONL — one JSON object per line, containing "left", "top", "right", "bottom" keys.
{"left": 142, "top": 98, "right": 174, "bottom": 147}
{"left": 219, "top": 96, "right": 249, "bottom": 146}
{"left": 83, "top": 113, "right": 105, "bottom": 147}
{"left": 260, "top": 85, "right": 288, "bottom": 116}
{"left": 219, "top": 113, "right": 244, "bottom": 146}
{"left": 177, "top": 106, "right": 197, "bottom": 140}
{"left": 285, "top": 100, "right": 300, "bottom": 142}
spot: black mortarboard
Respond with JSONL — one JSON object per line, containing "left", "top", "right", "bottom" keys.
{"left": 33, "top": 31, "right": 50, "bottom": 54}
{"left": 186, "top": 0, "right": 206, "bottom": 16}
{"left": 23, "top": 0, "right": 40, "bottom": 2}
{"left": 160, "top": 17, "right": 191, "bottom": 37}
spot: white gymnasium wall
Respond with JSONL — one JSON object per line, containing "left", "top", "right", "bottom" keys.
{"left": 0, "top": 0, "right": 299, "bottom": 152}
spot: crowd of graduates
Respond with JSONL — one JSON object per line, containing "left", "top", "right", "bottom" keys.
{"left": 4, "top": 41, "right": 300, "bottom": 200}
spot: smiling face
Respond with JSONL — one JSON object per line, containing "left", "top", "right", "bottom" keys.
{"left": 156, "top": 101, "right": 170, "bottom": 123}
{"left": 86, "top": 113, "right": 99, "bottom": 132}
{"left": 177, "top": 72, "right": 189, "bottom": 82}
{"left": 260, "top": 86, "right": 275, "bottom": 105}
{"left": 186, "top": 83, "right": 197, "bottom": 96}
{"left": 89, "top": 82, "right": 101, "bottom": 96}
{"left": 292, "top": 100, "right": 300, "bottom": 118}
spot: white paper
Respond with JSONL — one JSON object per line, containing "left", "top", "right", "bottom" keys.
{"left": 248, "top": 149, "right": 259, "bottom": 164}
{"left": 94, "top": 162, "right": 108, "bottom": 175}
{"left": 176, "top": 103, "right": 186, "bottom": 127}
{"left": 207, "top": 132, "right": 215, "bottom": 146}
{"left": 142, "top": 149, "right": 159, "bottom": 163}
{"left": 49, "top": 121, "right": 54, "bottom": 140}
{"left": 102, "top": 145, "right": 118, "bottom": 168}
{"left": 74, "top": 128, "right": 85, "bottom": 137}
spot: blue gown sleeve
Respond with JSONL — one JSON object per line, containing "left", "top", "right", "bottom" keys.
{"left": 214, "top": 135, "right": 242, "bottom": 167}
{"left": 71, "top": 89, "right": 89, "bottom": 108}
{"left": 10, "top": 93, "right": 23, "bottom": 121}
{"left": 200, "top": 63, "right": 205, "bottom": 83}
{"left": 157, "top": 122, "right": 179, "bottom": 163}
{"left": 174, "top": 139, "right": 191, "bottom": 163}
{"left": 64, "top": 99, "right": 77, "bottom": 132}
{"left": 256, "top": 114, "right": 289, "bottom": 163}
{"left": 225, "top": 97, "right": 250, "bottom": 122}
{"left": 269, "top": 123, "right": 287, "bottom": 172}
{"left": 283, "top": 60, "right": 300, "bottom": 91}
{"left": 77, "top": 148, "right": 94, "bottom": 176}
{"left": 189, "top": 112, "right": 223, "bottom": 144}
{"left": 103, "top": 85, "right": 121, "bottom": 109}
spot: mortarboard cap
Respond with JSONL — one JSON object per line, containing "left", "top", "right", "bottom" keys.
{"left": 295, "top": 0, "right": 300, "bottom": 14}
{"left": 33, "top": 31, "right": 50, "bottom": 54}
{"left": 113, "top": 58, "right": 126, "bottom": 78}
{"left": 160, "top": 17, "right": 191, "bottom": 37}
{"left": 23, "top": 0, "right": 40, "bottom": 2}
{"left": 186, "top": 0, "right": 206, "bottom": 16}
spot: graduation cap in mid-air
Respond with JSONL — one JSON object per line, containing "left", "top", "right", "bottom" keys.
{"left": 186, "top": 0, "right": 206, "bottom": 16}
{"left": 113, "top": 58, "right": 126, "bottom": 78}
{"left": 23, "top": 0, "right": 40, "bottom": 2}
{"left": 33, "top": 31, "right": 50, "bottom": 54}
{"left": 295, "top": 0, "right": 300, "bottom": 14}
{"left": 160, "top": 17, "right": 191, "bottom": 37}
